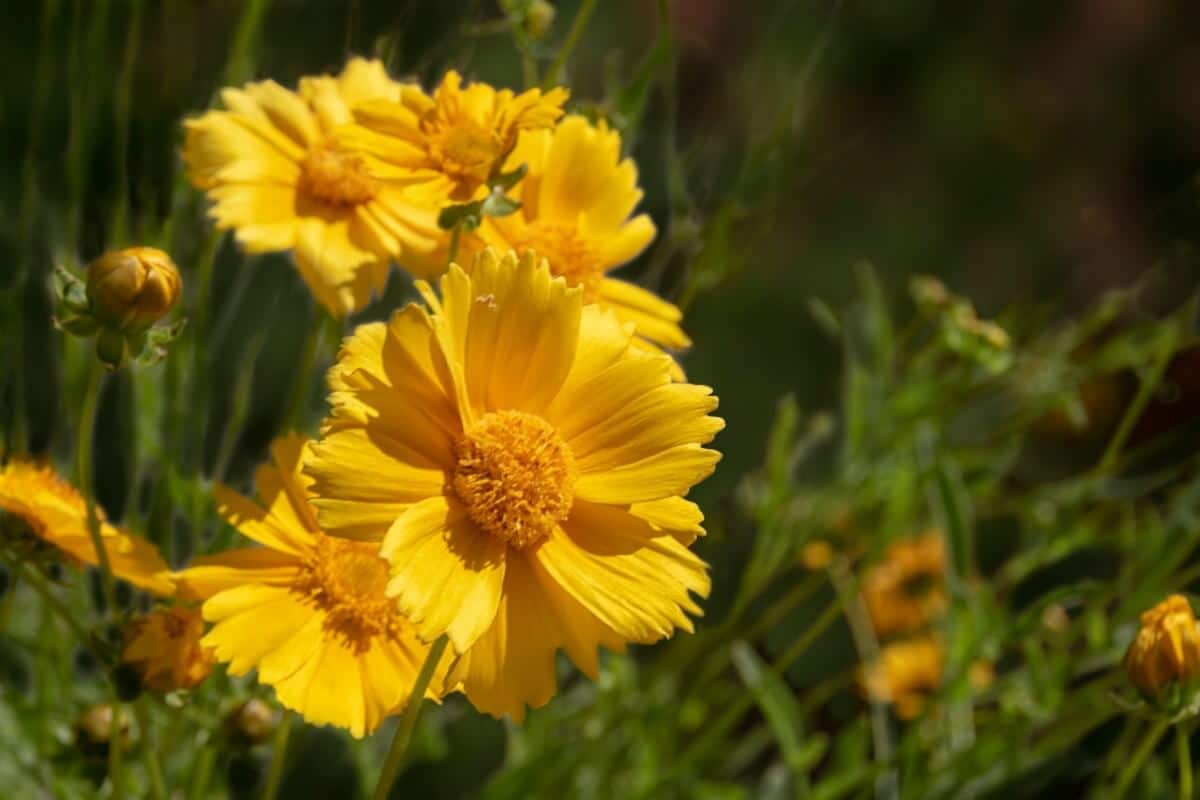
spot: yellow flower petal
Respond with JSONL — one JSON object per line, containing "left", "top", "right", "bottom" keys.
{"left": 597, "top": 277, "right": 692, "bottom": 350}
{"left": 380, "top": 495, "right": 507, "bottom": 652}
{"left": 535, "top": 501, "right": 710, "bottom": 642}
{"left": 574, "top": 444, "right": 721, "bottom": 505}
{"left": 628, "top": 497, "right": 706, "bottom": 546}
{"left": 175, "top": 548, "right": 299, "bottom": 600}
{"left": 202, "top": 586, "right": 313, "bottom": 675}
{"left": 306, "top": 427, "right": 447, "bottom": 542}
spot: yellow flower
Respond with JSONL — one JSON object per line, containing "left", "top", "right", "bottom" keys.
{"left": 1124, "top": 594, "right": 1200, "bottom": 701}
{"left": 0, "top": 459, "right": 174, "bottom": 595}
{"left": 121, "top": 605, "right": 214, "bottom": 692}
{"left": 463, "top": 115, "right": 688, "bottom": 354}
{"left": 861, "top": 532, "right": 946, "bottom": 638}
{"left": 175, "top": 434, "right": 447, "bottom": 738}
{"left": 304, "top": 249, "right": 722, "bottom": 720}
{"left": 183, "top": 58, "right": 440, "bottom": 317}
{"left": 86, "top": 247, "right": 182, "bottom": 331}
{"left": 860, "top": 635, "right": 944, "bottom": 720}
{"left": 342, "top": 70, "right": 568, "bottom": 211}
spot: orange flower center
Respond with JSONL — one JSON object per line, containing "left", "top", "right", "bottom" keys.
{"left": 453, "top": 410, "right": 576, "bottom": 549}
{"left": 512, "top": 222, "right": 605, "bottom": 300}
{"left": 424, "top": 119, "right": 504, "bottom": 198}
{"left": 294, "top": 536, "right": 406, "bottom": 652}
{"left": 299, "top": 144, "right": 380, "bottom": 207}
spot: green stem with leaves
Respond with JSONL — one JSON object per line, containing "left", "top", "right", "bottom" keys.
{"left": 372, "top": 635, "right": 449, "bottom": 800}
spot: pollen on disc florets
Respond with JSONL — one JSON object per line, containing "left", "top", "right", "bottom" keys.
{"left": 514, "top": 222, "right": 605, "bottom": 300}
{"left": 299, "top": 143, "right": 380, "bottom": 207}
{"left": 453, "top": 410, "right": 577, "bottom": 549}
{"left": 294, "top": 536, "right": 406, "bottom": 652}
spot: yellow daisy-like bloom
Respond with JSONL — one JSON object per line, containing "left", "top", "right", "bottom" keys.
{"left": 121, "top": 606, "right": 214, "bottom": 692}
{"left": 0, "top": 459, "right": 174, "bottom": 595}
{"left": 304, "top": 249, "right": 722, "bottom": 720}
{"left": 466, "top": 115, "right": 688, "bottom": 353}
{"left": 183, "top": 58, "right": 440, "bottom": 317}
{"left": 1124, "top": 594, "right": 1200, "bottom": 701}
{"left": 861, "top": 532, "right": 946, "bottom": 638}
{"left": 175, "top": 434, "right": 446, "bottom": 738}
{"left": 342, "top": 70, "right": 568, "bottom": 216}
{"left": 860, "top": 635, "right": 944, "bottom": 720}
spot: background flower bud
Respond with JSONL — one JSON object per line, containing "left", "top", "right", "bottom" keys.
{"left": 223, "top": 699, "right": 278, "bottom": 747}
{"left": 86, "top": 247, "right": 181, "bottom": 331}
{"left": 1124, "top": 594, "right": 1200, "bottom": 704}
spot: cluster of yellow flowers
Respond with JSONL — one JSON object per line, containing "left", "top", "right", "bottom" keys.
{"left": 2, "top": 59, "right": 723, "bottom": 741}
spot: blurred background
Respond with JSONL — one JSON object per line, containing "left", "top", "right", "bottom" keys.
{"left": 3, "top": 1, "right": 1200, "bottom": 797}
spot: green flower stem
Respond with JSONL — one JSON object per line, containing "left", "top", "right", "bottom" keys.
{"left": 542, "top": 0, "right": 597, "bottom": 88}
{"left": 135, "top": 700, "right": 167, "bottom": 800}
{"left": 261, "top": 710, "right": 293, "bottom": 800}
{"left": 372, "top": 635, "right": 449, "bottom": 800}
{"left": 1096, "top": 335, "right": 1175, "bottom": 474}
{"left": 447, "top": 223, "right": 464, "bottom": 269}
{"left": 108, "top": 697, "right": 126, "bottom": 800}
{"left": 1179, "top": 723, "right": 1193, "bottom": 800}
{"left": 1114, "top": 717, "right": 1169, "bottom": 798}
{"left": 76, "top": 362, "right": 116, "bottom": 614}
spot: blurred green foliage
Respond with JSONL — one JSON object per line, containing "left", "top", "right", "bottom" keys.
{"left": 4, "top": 1, "right": 1200, "bottom": 797}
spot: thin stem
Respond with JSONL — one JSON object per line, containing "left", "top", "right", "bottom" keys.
{"left": 829, "top": 557, "right": 897, "bottom": 800}
{"left": 76, "top": 363, "right": 116, "bottom": 613}
{"left": 542, "top": 0, "right": 597, "bottom": 88}
{"left": 1097, "top": 339, "right": 1175, "bottom": 474}
{"left": 1179, "top": 723, "right": 1193, "bottom": 800}
{"left": 372, "top": 635, "right": 449, "bottom": 800}
{"left": 135, "top": 700, "right": 167, "bottom": 800}
{"left": 261, "top": 710, "right": 293, "bottom": 800}
{"left": 1114, "top": 717, "right": 1170, "bottom": 798}
{"left": 108, "top": 697, "right": 125, "bottom": 799}
{"left": 447, "top": 224, "right": 463, "bottom": 268}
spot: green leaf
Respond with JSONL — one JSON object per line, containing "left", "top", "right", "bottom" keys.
{"left": 730, "top": 641, "right": 816, "bottom": 780}
{"left": 481, "top": 190, "right": 522, "bottom": 218}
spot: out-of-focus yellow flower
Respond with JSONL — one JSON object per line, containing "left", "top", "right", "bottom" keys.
{"left": 453, "top": 116, "right": 688, "bottom": 357}
{"left": 1124, "top": 594, "right": 1200, "bottom": 704}
{"left": 0, "top": 459, "right": 174, "bottom": 595}
{"left": 343, "top": 71, "right": 567, "bottom": 213}
{"left": 175, "top": 434, "right": 447, "bottom": 738}
{"left": 223, "top": 699, "right": 278, "bottom": 746}
{"left": 86, "top": 247, "right": 181, "bottom": 331}
{"left": 183, "top": 58, "right": 441, "bottom": 317}
{"left": 862, "top": 533, "right": 946, "bottom": 638}
{"left": 801, "top": 540, "right": 833, "bottom": 570}
{"left": 304, "top": 249, "right": 722, "bottom": 720}
{"left": 121, "top": 606, "right": 214, "bottom": 693}
{"left": 860, "top": 635, "right": 944, "bottom": 720}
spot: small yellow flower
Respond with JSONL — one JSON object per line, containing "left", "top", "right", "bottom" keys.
{"left": 457, "top": 115, "right": 689, "bottom": 355}
{"left": 1124, "top": 594, "right": 1200, "bottom": 702}
{"left": 860, "top": 636, "right": 944, "bottom": 720}
{"left": 0, "top": 459, "right": 174, "bottom": 595}
{"left": 862, "top": 533, "right": 946, "bottom": 638}
{"left": 175, "top": 434, "right": 448, "bottom": 738}
{"left": 183, "top": 58, "right": 441, "bottom": 317}
{"left": 343, "top": 70, "right": 568, "bottom": 209}
{"left": 304, "top": 248, "right": 722, "bottom": 720}
{"left": 86, "top": 247, "right": 181, "bottom": 331}
{"left": 121, "top": 606, "right": 214, "bottom": 692}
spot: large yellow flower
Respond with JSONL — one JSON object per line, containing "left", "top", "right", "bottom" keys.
{"left": 341, "top": 71, "right": 567, "bottom": 233}
{"left": 175, "top": 434, "right": 446, "bottom": 738}
{"left": 183, "top": 58, "right": 441, "bottom": 317}
{"left": 304, "top": 249, "right": 722, "bottom": 720}
{"left": 0, "top": 459, "right": 173, "bottom": 595}
{"left": 466, "top": 115, "right": 688, "bottom": 353}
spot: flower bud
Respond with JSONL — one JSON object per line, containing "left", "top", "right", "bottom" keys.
{"left": 75, "top": 704, "right": 134, "bottom": 758}
{"left": 120, "top": 606, "right": 214, "bottom": 693}
{"left": 86, "top": 247, "right": 181, "bottom": 332}
{"left": 223, "top": 699, "right": 278, "bottom": 747}
{"left": 1124, "top": 594, "right": 1200, "bottom": 708}
{"left": 525, "top": 1, "right": 556, "bottom": 39}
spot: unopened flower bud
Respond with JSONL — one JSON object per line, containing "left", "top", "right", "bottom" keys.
{"left": 1124, "top": 594, "right": 1200, "bottom": 709}
{"left": 120, "top": 606, "right": 213, "bottom": 693}
{"left": 75, "top": 704, "right": 134, "bottom": 758}
{"left": 525, "top": 1, "right": 556, "bottom": 39}
{"left": 223, "top": 699, "right": 278, "bottom": 747}
{"left": 86, "top": 247, "right": 181, "bottom": 332}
